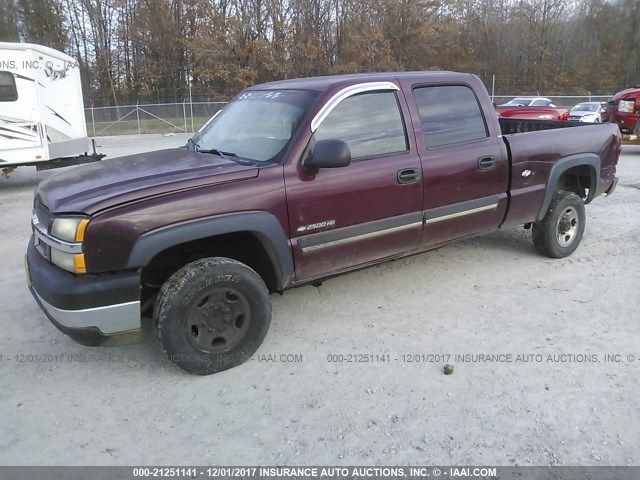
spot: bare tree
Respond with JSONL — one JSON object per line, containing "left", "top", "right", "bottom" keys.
{"left": 4, "top": 0, "right": 637, "bottom": 105}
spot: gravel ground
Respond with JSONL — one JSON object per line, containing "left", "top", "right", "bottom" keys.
{"left": 0, "top": 135, "right": 639, "bottom": 466}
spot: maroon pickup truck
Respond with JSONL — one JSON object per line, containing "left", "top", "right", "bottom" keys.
{"left": 25, "top": 72, "right": 621, "bottom": 375}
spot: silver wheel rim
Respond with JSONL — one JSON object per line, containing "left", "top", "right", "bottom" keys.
{"left": 556, "top": 206, "right": 579, "bottom": 247}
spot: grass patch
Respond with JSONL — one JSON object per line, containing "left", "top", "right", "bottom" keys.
{"left": 87, "top": 117, "right": 211, "bottom": 136}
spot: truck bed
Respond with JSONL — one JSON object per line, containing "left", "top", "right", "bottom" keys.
{"left": 501, "top": 121, "right": 621, "bottom": 227}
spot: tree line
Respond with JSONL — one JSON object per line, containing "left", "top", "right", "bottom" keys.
{"left": 1, "top": 0, "right": 639, "bottom": 106}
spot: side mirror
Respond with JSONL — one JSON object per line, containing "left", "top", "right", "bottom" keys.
{"left": 304, "top": 139, "right": 351, "bottom": 172}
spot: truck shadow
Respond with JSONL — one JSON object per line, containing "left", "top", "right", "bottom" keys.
{"left": 468, "top": 227, "right": 538, "bottom": 255}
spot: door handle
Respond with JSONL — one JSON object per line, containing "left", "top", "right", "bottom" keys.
{"left": 477, "top": 156, "right": 496, "bottom": 170}
{"left": 397, "top": 168, "right": 420, "bottom": 184}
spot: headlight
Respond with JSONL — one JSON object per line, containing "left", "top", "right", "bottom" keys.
{"left": 618, "top": 100, "right": 635, "bottom": 113}
{"left": 51, "top": 217, "right": 89, "bottom": 243}
{"left": 46, "top": 216, "right": 89, "bottom": 273}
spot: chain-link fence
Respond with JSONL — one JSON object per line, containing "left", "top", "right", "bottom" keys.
{"left": 85, "top": 94, "right": 614, "bottom": 137}
{"left": 491, "top": 95, "right": 611, "bottom": 108}
{"left": 85, "top": 101, "right": 228, "bottom": 137}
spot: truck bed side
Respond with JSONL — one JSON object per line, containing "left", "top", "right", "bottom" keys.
{"left": 502, "top": 123, "right": 621, "bottom": 226}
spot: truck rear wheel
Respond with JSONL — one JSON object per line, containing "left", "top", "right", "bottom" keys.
{"left": 532, "top": 191, "right": 586, "bottom": 258}
{"left": 154, "top": 257, "right": 271, "bottom": 375}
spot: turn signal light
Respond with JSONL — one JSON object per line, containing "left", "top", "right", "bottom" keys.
{"left": 75, "top": 219, "right": 89, "bottom": 242}
{"left": 74, "top": 254, "right": 86, "bottom": 274}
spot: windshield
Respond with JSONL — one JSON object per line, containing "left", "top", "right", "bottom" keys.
{"left": 190, "top": 89, "right": 318, "bottom": 163}
{"left": 571, "top": 103, "right": 599, "bottom": 112}
{"left": 503, "top": 98, "right": 533, "bottom": 106}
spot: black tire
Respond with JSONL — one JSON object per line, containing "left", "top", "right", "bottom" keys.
{"left": 532, "top": 191, "right": 586, "bottom": 258}
{"left": 154, "top": 257, "right": 271, "bottom": 375}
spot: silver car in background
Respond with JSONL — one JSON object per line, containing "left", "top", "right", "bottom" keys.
{"left": 569, "top": 102, "right": 605, "bottom": 123}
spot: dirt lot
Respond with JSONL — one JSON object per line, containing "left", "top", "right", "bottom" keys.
{"left": 0, "top": 135, "right": 639, "bottom": 466}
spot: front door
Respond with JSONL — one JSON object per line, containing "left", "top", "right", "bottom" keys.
{"left": 284, "top": 87, "right": 423, "bottom": 283}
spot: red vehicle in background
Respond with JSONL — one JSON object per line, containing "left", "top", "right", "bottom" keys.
{"left": 605, "top": 86, "right": 640, "bottom": 134}
{"left": 495, "top": 97, "right": 570, "bottom": 121}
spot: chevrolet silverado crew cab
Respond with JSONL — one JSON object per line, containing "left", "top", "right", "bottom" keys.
{"left": 25, "top": 72, "right": 621, "bottom": 375}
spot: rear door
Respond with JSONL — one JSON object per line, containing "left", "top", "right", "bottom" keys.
{"left": 284, "top": 85, "right": 423, "bottom": 282}
{"left": 400, "top": 80, "right": 509, "bottom": 247}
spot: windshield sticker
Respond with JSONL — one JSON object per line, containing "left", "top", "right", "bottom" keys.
{"left": 237, "top": 90, "right": 301, "bottom": 101}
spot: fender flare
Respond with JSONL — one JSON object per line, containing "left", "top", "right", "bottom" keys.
{"left": 537, "top": 154, "right": 600, "bottom": 221}
{"left": 126, "top": 212, "right": 294, "bottom": 290}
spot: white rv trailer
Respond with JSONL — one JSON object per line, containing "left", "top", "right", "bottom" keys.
{"left": 0, "top": 42, "right": 102, "bottom": 170}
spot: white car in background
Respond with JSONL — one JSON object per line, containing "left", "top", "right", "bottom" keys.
{"left": 499, "top": 97, "right": 557, "bottom": 107}
{"left": 569, "top": 102, "right": 605, "bottom": 123}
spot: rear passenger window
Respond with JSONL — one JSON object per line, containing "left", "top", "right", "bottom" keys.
{"left": 0, "top": 71, "right": 18, "bottom": 102}
{"left": 315, "top": 91, "right": 407, "bottom": 160}
{"left": 413, "top": 85, "right": 488, "bottom": 149}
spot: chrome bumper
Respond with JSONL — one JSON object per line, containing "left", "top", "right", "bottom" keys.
{"left": 26, "top": 236, "right": 142, "bottom": 346}
{"left": 32, "top": 290, "right": 140, "bottom": 335}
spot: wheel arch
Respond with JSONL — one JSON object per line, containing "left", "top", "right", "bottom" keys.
{"left": 537, "top": 154, "right": 600, "bottom": 221}
{"left": 127, "top": 212, "right": 293, "bottom": 292}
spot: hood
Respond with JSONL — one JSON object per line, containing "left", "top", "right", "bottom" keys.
{"left": 570, "top": 110, "right": 598, "bottom": 116}
{"left": 612, "top": 87, "right": 640, "bottom": 101}
{"left": 36, "top": 148, "right": 259, "bottom": 214}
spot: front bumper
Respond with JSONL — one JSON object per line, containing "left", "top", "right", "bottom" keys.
{"left": 606, "top": 176, "right": 619, "bottom": 196}
{"left": 26, "top": 237, "right": 142, "bottom": 346}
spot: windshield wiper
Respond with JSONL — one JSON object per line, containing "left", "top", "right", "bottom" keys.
{"left": 197, "top": 148, "right": 237, "bottom": 159}
{"left": 186, "top": 137, "right": 199, "bottom": 152}
{"left": 197, "top": 148, "right": 255, "bottom": 166}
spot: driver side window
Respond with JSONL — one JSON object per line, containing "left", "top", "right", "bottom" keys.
{"left": 315, "top": 91, "right": 408, "bottom": 160}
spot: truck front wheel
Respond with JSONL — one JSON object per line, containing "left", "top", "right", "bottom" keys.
{"left": 154, "top": 257, "right": 271, "bottom": 375}
{"left": 532, "top": 191, "right": 586, "bottom": 258}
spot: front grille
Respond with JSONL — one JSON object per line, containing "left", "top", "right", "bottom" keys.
{"left": 32, "top": 201, "right": 52, "bottom": 260}
{"left": 34, "top": 201, "right": 52, "bottom": 231}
